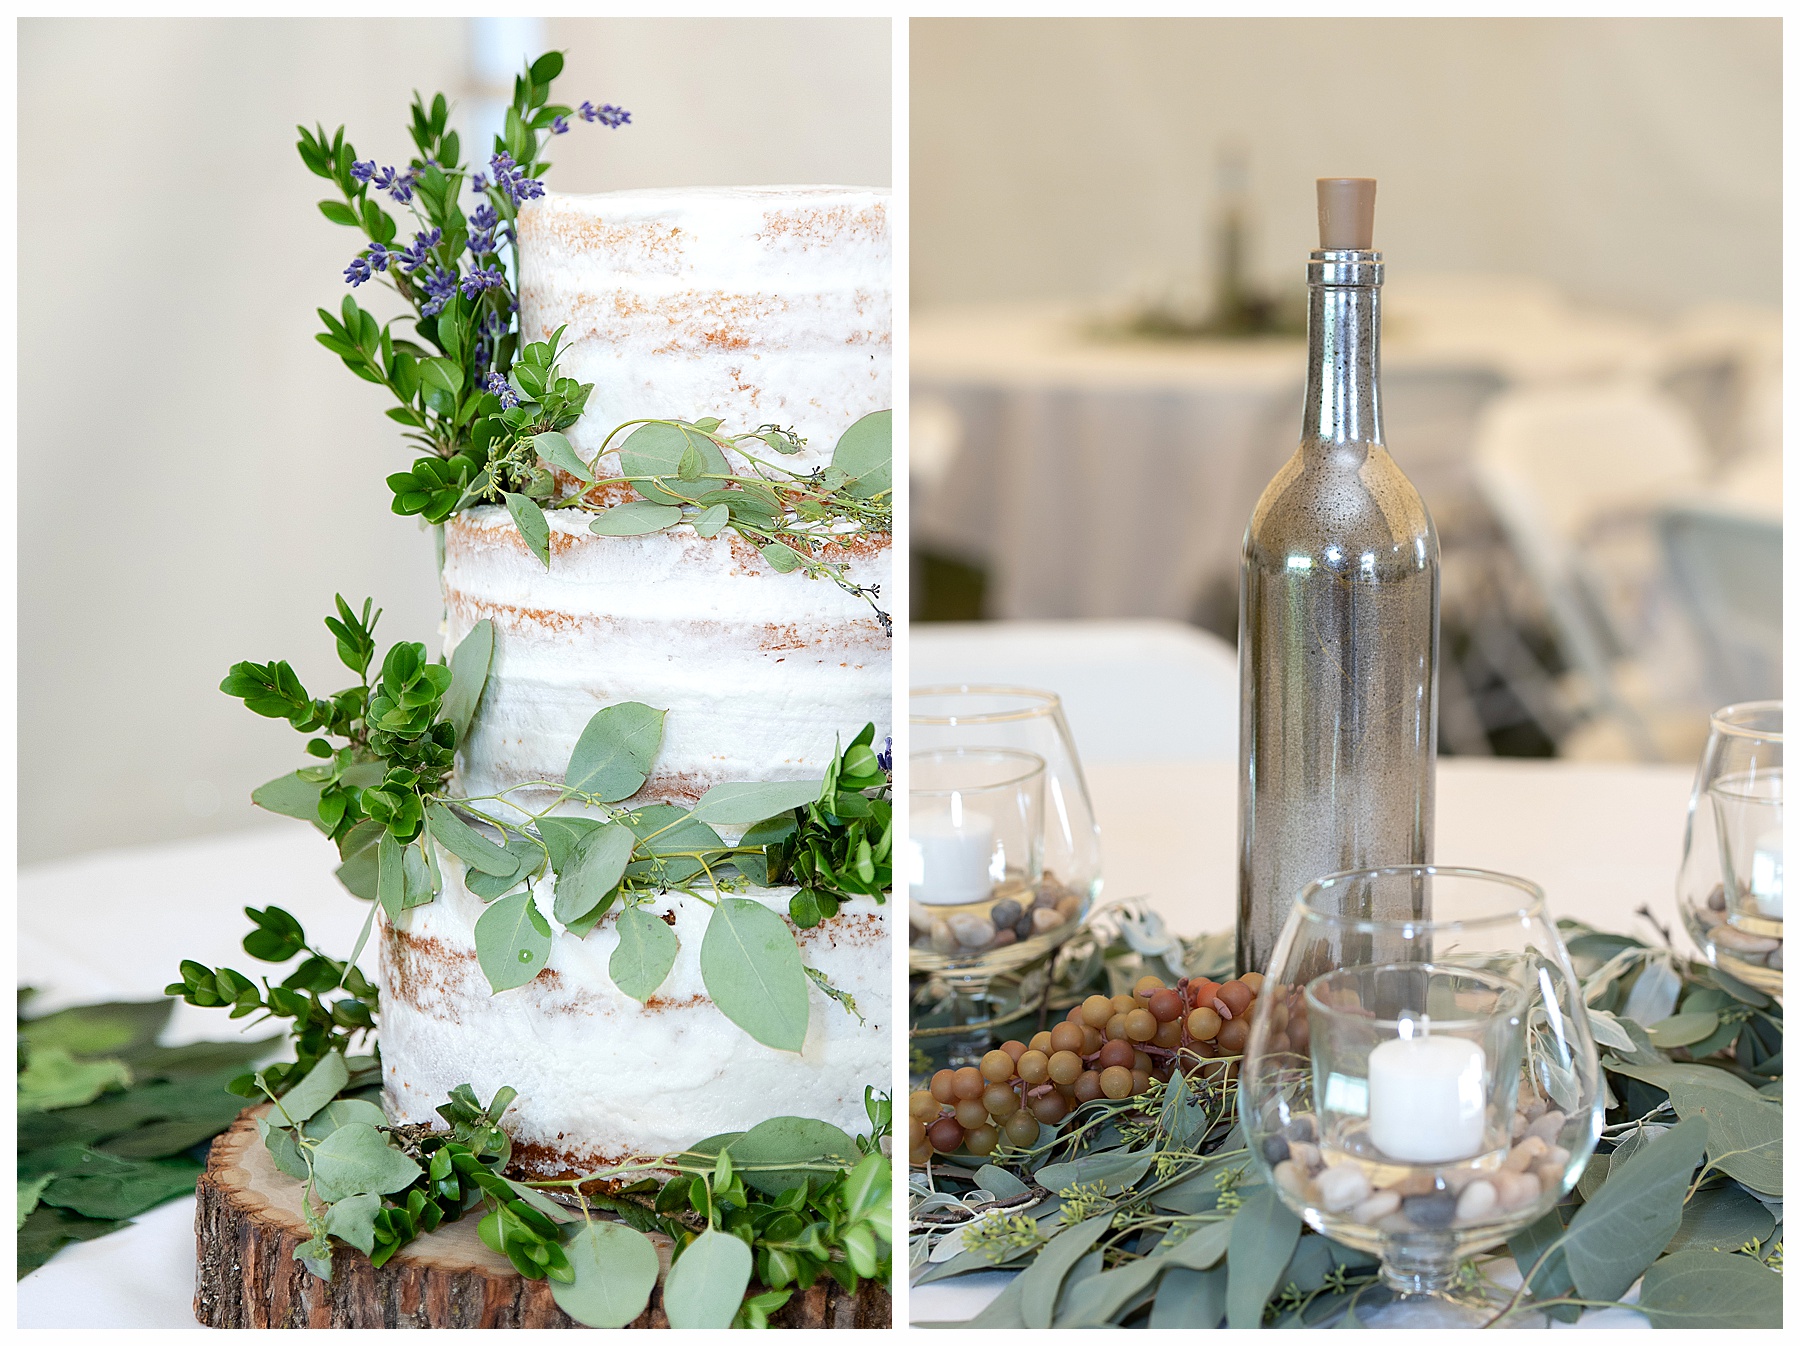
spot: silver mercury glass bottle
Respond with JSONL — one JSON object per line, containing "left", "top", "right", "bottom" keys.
{"left": 1236, "top": 178, "right": 1439, "bottom": 975}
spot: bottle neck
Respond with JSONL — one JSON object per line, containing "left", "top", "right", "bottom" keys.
{"left": 1301, "top": 249, "right": 1384, "bottom": 450}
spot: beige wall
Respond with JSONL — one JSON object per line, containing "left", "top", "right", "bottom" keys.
{"left": 19, "top": 17, "right": 890, "bottom": 865}
{"left": 911, "top": 17, "right": 1778, "bottom": 315}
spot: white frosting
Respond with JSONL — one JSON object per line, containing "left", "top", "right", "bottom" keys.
{"left": 517, "top": 185, "right": 891, "bottom": 471}
{"left": 444, "top": 506, "right": 890, "bottom": 819}
{"left": 379, "top": 853, "right": 890, "bottom": 1174}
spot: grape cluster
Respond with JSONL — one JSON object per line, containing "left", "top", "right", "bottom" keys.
{"left": 907, "top": 971, "right": 1266, "bottom": 1164}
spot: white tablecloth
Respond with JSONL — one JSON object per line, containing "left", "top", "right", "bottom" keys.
{"left": 909, "top": 755, "right": 1690, "bottom": 1327}
{"left": 912, "top": 299, "right": 1663, "bottom": 623}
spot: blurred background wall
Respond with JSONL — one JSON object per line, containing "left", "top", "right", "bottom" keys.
{"left": 912, "top": 17, "right": 1778, "bottom": 315}
{"left": 18, "top": 17, "right": 891, "bottom": 865}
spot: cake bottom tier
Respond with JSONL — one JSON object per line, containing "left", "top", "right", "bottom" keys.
{"left": 377, "top": 853, "right": 890, "bottom": 1178}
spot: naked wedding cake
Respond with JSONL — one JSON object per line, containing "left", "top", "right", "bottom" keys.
{"left": 375, "top": 186, "right": 894, "bottom": 1175}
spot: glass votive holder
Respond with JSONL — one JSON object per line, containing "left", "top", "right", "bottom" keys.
{"left": 1680, "top": 701, "right": 1782, "bottom": 992}
{"left": 908, "top": 748, "right": 1045, "bottom": 959}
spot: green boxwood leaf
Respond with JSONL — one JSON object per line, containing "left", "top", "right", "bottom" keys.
{"left": 588, "top": 501, "right": 684, "bottom": 537}
{"left": 699, "top": 899, "right": 811, "bottom": 1053}
{"left": 611, "top": 906, "right": 678, "bottom": 1002}
{"left": 564, "top": 702, "right": 665, "bottom": 802}
{"left": 533, "top": 430, "right": 593, "bottom": 482}
{"left": 664, "top": 1227, "right": 752, "bottom": 1328}
{"left": 830, "top": 409, "right": 891, "bottom": 499}
{"left": 689, "top": 779, "right": 825, "bottom": 826}
{"left": 1225, "top": 1185, "right": 1302, "bottom": 1327}
{"left": 443, "top": 619, "right": 494, "bottom": 744}
{"left": 1637, "top": 1248, "right": 1782, "bottom": 1327}
{"left": 619, "top": 422, "right": 730, "bottom": 505}
{"left": 473, "top": 892, "right": 553, "bottom": 993}
{"left": 553, "top": 823, "right": 635, "bottom": 926}
{"left": 1564, "top": 1113, "right": 1709, "bottom": 1302}
{"left": 502, "top": 491, "right": 552, "bottom": 568}
{"left": 426, "top": 803, "right": 519, "bottom": 877}
{"left": 310, "top": 1121, "right": 423, "bottom": 1203}
{"left": 552, "top": 1219, "right": 661, "bottom": 1327}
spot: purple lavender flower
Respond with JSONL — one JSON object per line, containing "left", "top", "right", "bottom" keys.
{"left": 579, "top": 101, "right": 631, "bottom": 129}
{"left": 471, "top": 202, "right": 498, "bottom": 232}
{"left": 488, "top": 152, "right": 544, "bottom": 206}
{"left": 371, "top": 164, "right": 415, "bottom": 204}
{"left": 550, "top": 115, "right": 570, "bottom": 135}
{"left": 460, "top": 266, "right": 507, "bottom": 299}
{"left": 876, "top": 736, "right": 893, "bottom": 773}
{"left": 471, "top": 172, "right": 488, "bottom": 194}
{"left": 365, "top": 242, "right": 391, "bottom": 273}
{"left": 396, "top": 227, "right": 442, "bottom": 274}
{"left": 420, "top": 266, "right": 458, "bottom": 318}
{"left": 350, "top": 159, "right": 376, "bottom": 183}
{"left": 467, "top": 228, "right": 496, "bottom": 257}
{"left": 484, "top": 369, "right": 520, "bottom": 410}
{"left": 343, "top": 255, "right": 372, "bottom": 287}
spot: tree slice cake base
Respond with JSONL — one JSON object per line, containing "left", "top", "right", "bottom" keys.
{"left": 193, "top": 1108, "right": 891, "bottom": 1329}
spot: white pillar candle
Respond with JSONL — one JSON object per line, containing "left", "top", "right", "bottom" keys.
{"left": 1366, "top": 1032, "right": 1488, "bottom": 1164}
{"left": 908, "top": 803, "right": 996, "bottom": 906}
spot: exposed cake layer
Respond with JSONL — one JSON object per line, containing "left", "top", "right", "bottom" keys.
{"left": 444, "top": 505, "right": 891, "bottom": 819}
{"left": 378, "top": 853, "right": 890, "bottom": 1175}
{"left": 516, "top": 186, "right": 891, "bottom": 473}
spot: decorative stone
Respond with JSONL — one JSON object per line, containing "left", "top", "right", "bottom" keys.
{"left": 988, "top": 899, "right": 1022, "bottom": 932}
{"left": 1014, "top": 915, "right": 1034, "bottom": 941}
{"left": 1504, "top": 1136, "right": 1547, "bottom": 1172}
{"left": 1533, "top": 1162, "right": 1564, "bottom": 1194}
{"left": 1707, "top": 884, "right": 1728, "bottom": 911}
{"left": 1454, "top": 1179, "right": 1498, "bottom": 1223}
{"left": 1492, "top": 1170, "right": 1542, "bottom": 1212}
{"left": 1285, "top": 1115, "right": 1317, "bottom": 1143}
{"left": 1033, "top": 888, "right": 1061, "bottom": 910}
{"left": 1287, "top": 1141, "right": 1323, "bottom": 1175}
{"left": 1273, "top": 1160, "right": 1311, "bottom": 1202}
{"left": 1769, "top": 945, "right": 1783, "bottom": 971}
{"left": 1056, "top": 893, "right": 1083, "bottom": 919}
{"left": 1509, "top": 1112, "right": 1527, "bottom": 1139}
{"left": 1441, "top": 1167, "right": 1480, "bottom": 1194}
{"left": 1315, "top": 1164, "right": 1372, "bottom": 1213}
{"left": 1712, "top": 925, "right": 1781, "bottom": 954}
{"left": 1352, "top": 1189, "right": 1401, "bottom": 1224}
{"left": 991, "top": 928, "right": 1017, "bottom": 947}
{"left": 1522, "top": 1097, "right": 1548, "bottom": 1123}
{"left": 930, "top": 920, "right": 959, "bottom": 955}
{"left": 1524, "top": 1110, "right": 1565, "bottom": 1144}
{"left": 1543, "top": 1144, "right": 1570, "bottom": 1170}
{"left": 1402, "top": 1192, "right": 1457, "bottom": 1229}
{"left": 949, "top": 914, "right": 996, "bottom": 949}
{"left": 1263, "top": 1135, "right": 1291, "bottom": 1166}
{"left": 1391, "top": 1172, "right": 1440, "bottom": 1197}
{"left": 1031, "top": 907, "right": 1064, "bottom": 936}
{"left": 908, "top": 903, "right": 934, "bottom": 933}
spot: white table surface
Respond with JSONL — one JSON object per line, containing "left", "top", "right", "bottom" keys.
{"left": 19, "top": 759, "right": 1690, "bottom": 1327}
{"left": 909, "top": 755, "right": 1690, "bottom": 1327}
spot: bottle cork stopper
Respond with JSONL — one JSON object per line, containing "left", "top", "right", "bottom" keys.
{"left": 1317, "top": 178, "right": 1376, "bottom": 250}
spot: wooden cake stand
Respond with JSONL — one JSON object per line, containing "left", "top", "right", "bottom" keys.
{"left": 194, "top": 1108, "right": 891, "bottom": 1329}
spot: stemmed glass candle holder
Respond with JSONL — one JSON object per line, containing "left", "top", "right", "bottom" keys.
{"left": 1679, "top": 701, "right": 1782, "bottom": 993}
{"left": 1240, "top": 866, "right": 1601, "bottom": 1318}
{"left": 910, "top": 747, "right": 1046, "bottom": 943}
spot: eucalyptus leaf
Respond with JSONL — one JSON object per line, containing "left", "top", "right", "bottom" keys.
{"left": 1664, "top": 1179, "right": 1777, "bottom": 1254}
{"left": 37, "top": 1151, "right": 200, "bottom": 1221}
{"left": 533, "top": 430, "right": 594, "bottom": 483}
{"left": 552, "top": 823, "right": 634, "bottom": 926}
{"left": 1035, "top": 1149, "right": 1153, "bottom": 1196}
{"left": 688, "top": 779, "right": 824, "bottom": 826}
{"left": 1226, "top": 1185, "right": 1303, "bottom": 1328}
{"left": 1622, "top": 954, "right": 1683, "bottom": 1025}
{"left": 726, "top": 1115, "right": 857, "bottom": 1196}
{"left": 830, "top": 409, "right": 891, "bottom": 499}
{"left": 309, "top": 1121, "right": 423, "bottom": 1203}
{"left": 699, "top": 898, "right": 811, "bottom": 1052}
{"left": 610, "top": 906, "right": 678, "bottom": 1002}
{"left": 473, "top": 891, "right": 553, "bottom": 993}
{"left": 552, "top": 1219, "right": 661, "bottom": 1328}
{"left": 18, "top": 1049, "right": 132, "bottom": 1112}
{"left": 1647, "top": 1009, "right": 1720, "bottom": 1047}
{"left": 302, "top": 1097, "right": 387, "bottom": 1142}
{"left": 1606, "top": 1061, "right": 1782, "bottom": 1194}
{"left": 376, "top": 832, "right": 404, "bottom": 923}
{"left": 1016, "top": 1214, "right": 1110, "bottom": 1330}
{"left": 693, "top": 503, "right": 729, "bottom": 538}
{"left": 973, "top": 1165, "right": 1032, "bottom": 1203}
{"left": 442, "top": 619, "right": 494, "bottom": 744}
{"left": 1563, "top": 1113, "right": 1708, "bottom": 1302}
{"left": 1153, "top": 1215, "right": 1234, "bottom": 1270}
{"left": 662, "top": 1227, "right": 752, "bottom": 1328}
{"left": 564, "top": 702, "right": 665, "bottom": 803}
{"left": 502, "top": 491, "right": 551, "bottom": 567}
{"left": 324, "top": 1191, "right": 380, "bottom": 1256}
{"left": 270, "top": 1050, "right": 349, "bottom": 1127}
{"left": 619, "top": 422, "right": 730, "bottom": 505}
{"left": 425, "top": 803, "right": 518, "bottom": 877}
{"left": 537, "top": 814, "right": 603, "bottom": 875}
{"left": 1055, "top": 1255, "right": 1164, "bottom": 1327}
{"left": 251, "top": 772, "right": 327, "bottom": 828}
{"left": 256, "top": 1116, "right": 309, "bottom": 1181}
{"left": 758, "top": 541, "right": 801, "bottom": 573}
{"left": 1148, "top": 1266, "right": 1227, "bottom": 1328}
{"left": 1637, "top": 1248, "right": 1783, "bottom": 1328}
{"left": 588, "top": 501, "right": 684, "bottom": 536}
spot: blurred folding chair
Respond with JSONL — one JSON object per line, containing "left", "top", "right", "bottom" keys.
{"left": 1470, "top": 383, "right": 1712, "bottom": 761}
{"left": 909, "top": 619, "right": 1238, "bottom": 764}
{"left": 1657, "top": 505, "right": 1782, "bottom": 707}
